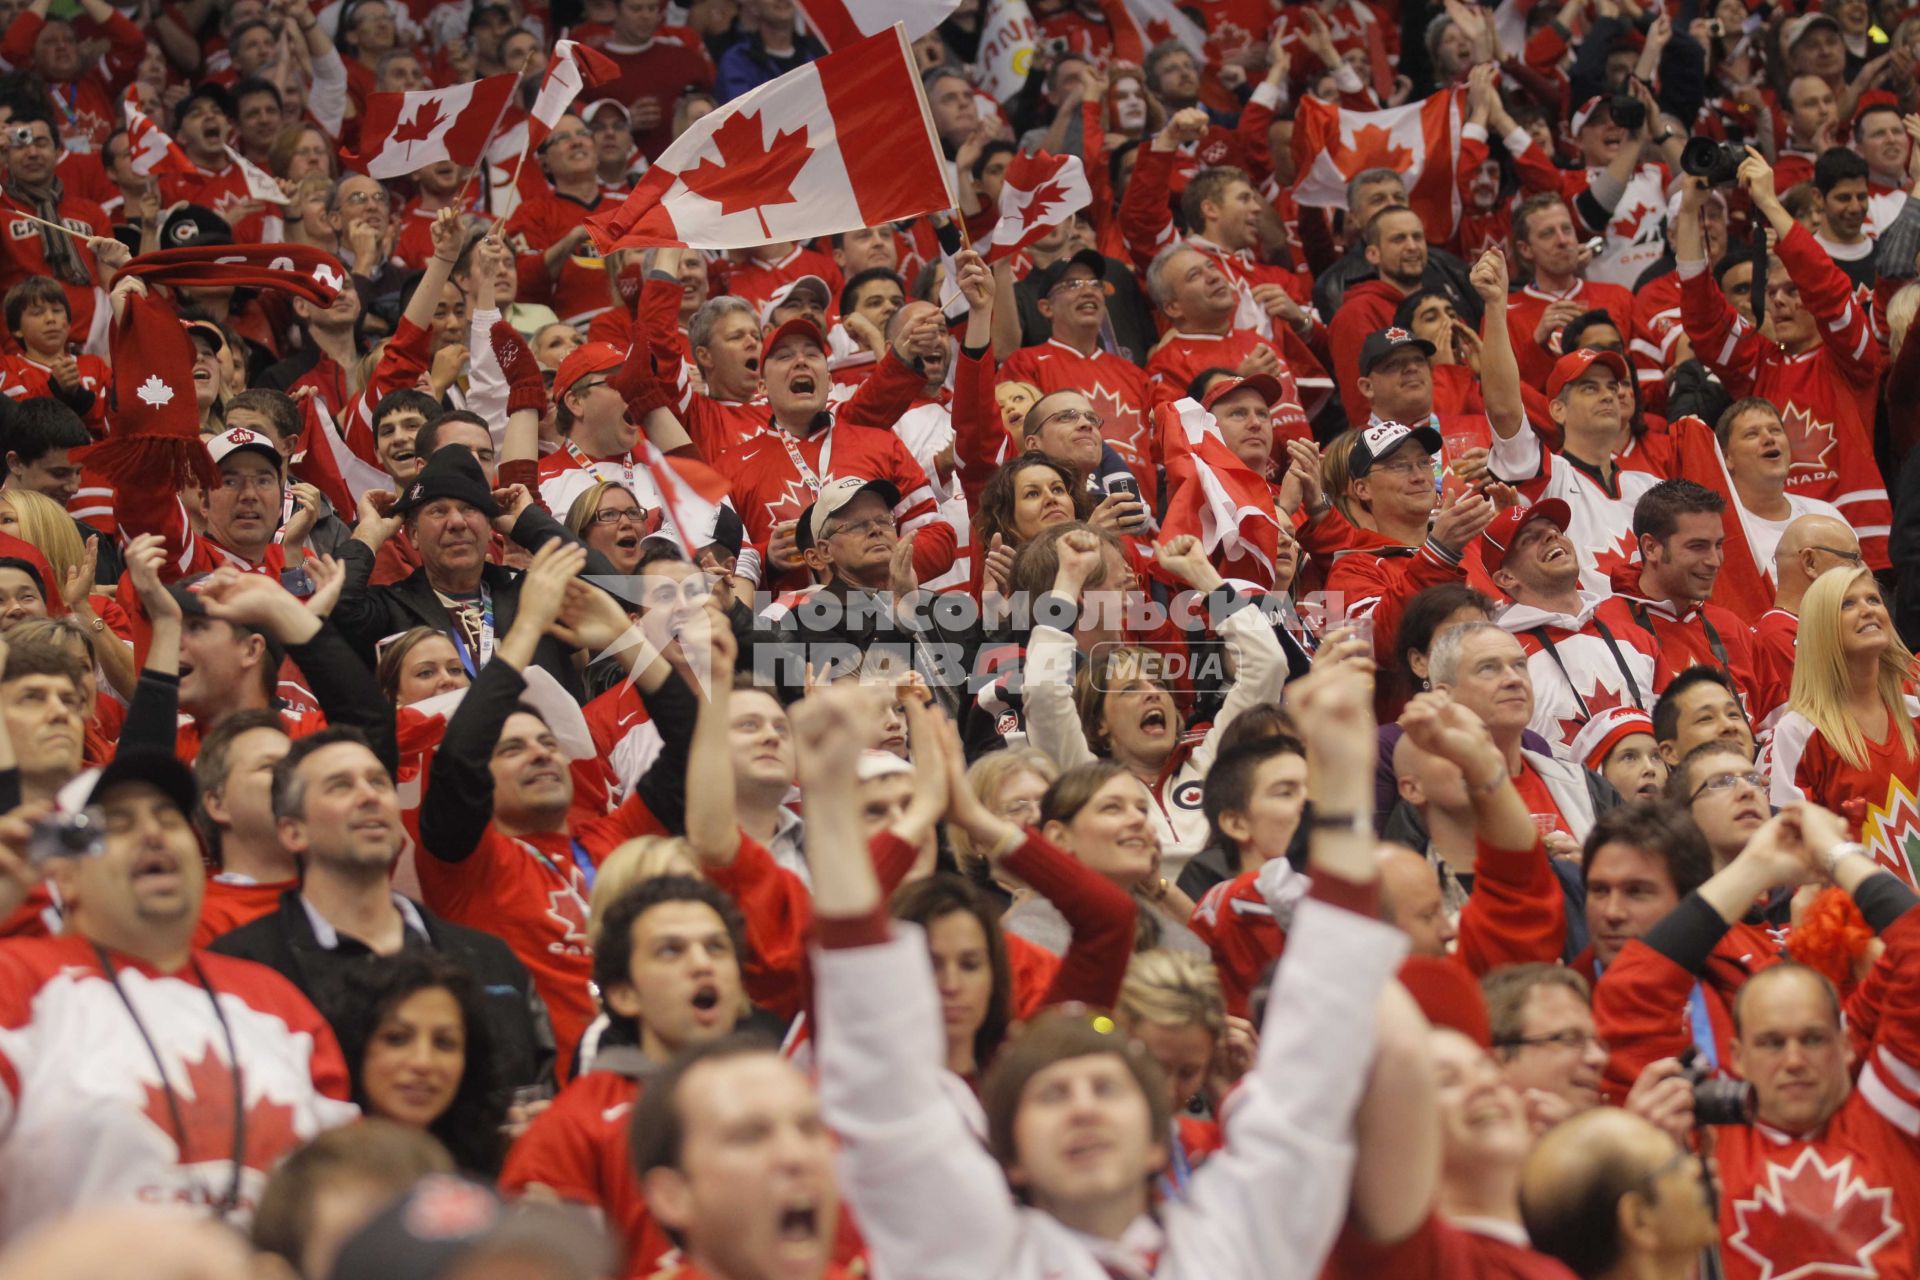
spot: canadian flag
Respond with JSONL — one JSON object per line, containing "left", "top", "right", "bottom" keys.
{"left": 223, "top": 145, "right": 289, "bottom": 204}
{"left": 348, "top": 74, "right": 519, "bottom": 180}
{"left": 641, "top": 440, "right": 731, "bottom": 553}
{"left": 123, "top": 90, "right": 196, "bottom": 178}
{"left": 585, "top": 25, "right": 952, "bottom": 252}
{"left": 1292, "top": 90, "right": 1464, "bottom": 241}
{"left": 795, "top": 0, "right": 960, "bottom": 48}
{"left": 974, "top": 0, "right": 1041, "bottom": 102}
{"left": 528, "top": 41, "right": 621, "bottom": 151}
{"left": 1157, "top": 398, "right": 1281, "bottom": 586}
{"left": 1093, "top": 0, "right": 1206, "bottom": 65}
{"left": 983, "top": 152, "right": 1090, "bottom": 262}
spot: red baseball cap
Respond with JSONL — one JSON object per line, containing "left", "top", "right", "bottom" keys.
{"left": 1545, "top": 347, "right": 1630, "bottom": 401}
{"left": 1479, "top": 498, "right": 1571, "bottom": 573}
{"left": 1201, "top": 373, "right": 1284, "bottom": 412}
{"left": 1569, "top": 705, "right": 1657, "bottom": 773}
{"left": 761, "top": 315, "right": 828, "bottom": 365}
{"left": 553, "top": 341, "right": 624, "bottom": 403}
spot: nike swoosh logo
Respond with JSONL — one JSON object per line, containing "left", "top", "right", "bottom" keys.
{"left": 601, "top": 1103, "right": 631, "bottom": 1123}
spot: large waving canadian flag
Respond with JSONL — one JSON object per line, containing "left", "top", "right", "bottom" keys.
{"left": 349, "top": 74, "right": 519, "bottom": 180}
{"left": 587, "top": 25, "right": 952, "bottom": 252}
{"left": 1292, "top": 89, "right": 1463, "bottom": 240}
{"left": 1156, "top": 397, "right": 1281, "bottom": 587}
{"left": 795, "top": 0, "right": 960, "bottom": 48}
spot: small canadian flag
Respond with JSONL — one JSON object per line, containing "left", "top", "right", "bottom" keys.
{"left": 981, "top": 151, "right": 1090, "bottom": 264}
{"left": 349, "top": 74, "right": 519, "bottom": 181}
{"left": 123, "top": 90, "right": 196, "bottom": 178}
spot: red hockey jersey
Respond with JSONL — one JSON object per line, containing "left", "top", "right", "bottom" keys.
{"left": 1770, "top": 704, "right": 1920, "bottom": 888}
{"left": 1000, "top": 338, "right": 1156, "bottom": 495}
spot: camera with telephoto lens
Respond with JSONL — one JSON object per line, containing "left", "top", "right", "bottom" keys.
{"left": 1607, "top": 93, "right": 1646, "bottom": 133}
{"left": 26, "top": 807, "right": 104, "bottom": 866}
{"left": 1680, "top": 1046, "right": 1755, "bottom": 1125}
{"left": 1682, "top": 137, "right": 1747, "bottom": 188}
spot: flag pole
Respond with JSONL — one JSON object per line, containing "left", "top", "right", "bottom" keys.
{"left": 460, "top": 46, "right": 540, "bottom": 213}
{"left": 900, "top": 21, "right": 969, "bottom": 250}
{"left": 14, "top": 212, "right": 81, "bottom": 239}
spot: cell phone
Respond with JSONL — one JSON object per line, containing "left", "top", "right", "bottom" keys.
{"left": 1103, "top": 476, "right": 1149, "bottom": 529}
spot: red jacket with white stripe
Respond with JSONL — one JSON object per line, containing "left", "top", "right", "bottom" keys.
{"left": 1679, "top": 224, "right": 1891, "bottom": 568}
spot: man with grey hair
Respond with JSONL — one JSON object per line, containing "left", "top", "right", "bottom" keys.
{"left": 681, "top": 290, "right": 765, "bottom": 455}
{"left": 211, "top": 726, "right": 556, "bottom": 1098}
{"left": 1429, "top": 620, "right": 1620, "bottom": 844}
{"left": 1141, "top": 242, "right": 1310, "bottom": 430}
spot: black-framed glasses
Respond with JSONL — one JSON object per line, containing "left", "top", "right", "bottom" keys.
{"left": 1809, "top": 544, "right": 1864, "bottom": 564}
{"left": 1492, "top": 1029, "right": 1608, "bottom": 1054}
{"left": 1688, "top": 770, "right": 1765, "bottom": 804}
{"left": 588, "top": 506, "right": 645, "bottom": 526}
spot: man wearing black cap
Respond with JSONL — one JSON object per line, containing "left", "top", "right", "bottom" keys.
{"left": 1000, "top": 247, "right": 1155, "bottom": 496}
{"left": 159, "top": 86, "right": 272, "bottom": 246}
{"left": 335, "top": 445, "right": 618, "bottom": 700}
{"left": 0, "top": 105, "right": 110, "bottom": 342}
{"left": 1329, "top": 206, "right": 1438, "bottom": 426}
{"left": 0, "top": 748, "right": 358, "bottom": 1235}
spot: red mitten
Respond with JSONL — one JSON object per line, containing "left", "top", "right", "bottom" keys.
{"left": 608, "top": 345, "right": 673, "bottom": 420}
{"left": 490, "top": 320, "right": 547, "bottom": 417}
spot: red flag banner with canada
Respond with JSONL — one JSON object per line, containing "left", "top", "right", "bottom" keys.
{"left": 585, "top": 24, "right": 952, "bottom": 252}
{"left": 1292, "top": 89, "right": 1463, "bottom": 241}
{"left": 349, "top": 74, "right": 519, "bottom": 180}
{"left": 124, "top": 89, "right": 196, "bottom": 178}
{"left": 795, "top": 0, "right": 960, "bottom": 49}
{"left": 528, "top": 40, "right": 621, "bottom": 150}
{"left": 984, "top": 151, "right": 1091, "bottom": 263}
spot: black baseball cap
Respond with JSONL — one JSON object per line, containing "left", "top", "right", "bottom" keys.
{"left": 1358, "top": 326, "right": 1436, "bottom": 376}
{"left": 1031, "top": 248, "right": 1107, "bottom": 296}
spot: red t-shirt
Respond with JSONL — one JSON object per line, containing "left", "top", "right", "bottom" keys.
{"left": 192, "top": 876, "right": 296, "bottom": 949}
{"left": 1512, "top": 761, "right": 1572, "bottom": 841}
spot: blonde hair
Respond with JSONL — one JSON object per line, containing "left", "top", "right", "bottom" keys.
{"left": 952, "top": 747, "right": 1058, "bottom": 868}
{"left": 1322, "top": 428, "right": 1362, "bottom": 524}
{"left": 586, "top": 836, "right": 700, "bottom": 947}
{"left": 1789, "top": 565, "right": 1918, "bottom": 769}
{"left": 1116, "top": 949, "right": 1227, "bottom": 1039}
{"left": 564, "top": 479, "right": 640, "bottom": 540}
{"left": 1891, "top": 282, "right": 1920, "bottom": 362}
{"left": 3, "top": 489, "right": 85, "bottom": 594}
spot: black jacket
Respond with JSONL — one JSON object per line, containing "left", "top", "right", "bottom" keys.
{"left": 333, "top": 505, "right": 618, "bottom": 702}
{"left": 211, "top": 889, "right": 557, "bottom": 1098}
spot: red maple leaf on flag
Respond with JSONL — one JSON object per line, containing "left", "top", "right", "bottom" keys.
{"left": 141, "top": 1048, "right": 302, "bottom": 1173}
{"left": 1780, "top": 404, "right": 1837, "bottom": 471}
{"left": 1017, "top": 178, "right": 1070, "bottom": 231}
{"left": 1728, "top": 1148, "right": 1903, "bottom": 1280}
{"left": 393, "top": 99, "right": 446, "bottom": 145}
{"left": 682, "top": 111, "right": 814, "bottom": 240}
{"left": 1556, "top": 679, "right": 1629, "bottom": 750}
{"left": 1330, "top": 123, "right": 1413, "bottom": 177}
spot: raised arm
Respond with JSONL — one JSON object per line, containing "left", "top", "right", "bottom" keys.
{"left": 1470, "top": 247, "right": 1523, "bottom": 441}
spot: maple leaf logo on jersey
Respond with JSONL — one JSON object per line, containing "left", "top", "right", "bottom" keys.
{"left": 394, "top": 99, "right": 446, "bottom": 146}
{"left": 546, "top": 886, "right": 590, "bottom": 946}
{"left": 1556, "top": 680, "right": 1629, "bottom": 749}
{"left": 682, "top": 112, "right": 814, "bottom": 240}
{"left": 1609, "top": 201, "right": 1656, "bottom": 242}
{"left": 1087, "top": 382, "right": 1147, "bottom": 466}
{"left": 140, "top": 1049, "right": 301, "bottom": 1172}
{"left": 764, "top": 476, "right": 816, "bottom": 528}
{"left": 1207, "top": 20, "right": 1255, "bottom": 56}
{"left": 1331, "top": 124, "right": 1413, "bottom": 176}
{"left": 1588, "top": 527, "right": 1640, "bottom": 586}
{"left": 1781, "top": 404, "right": 1837, "bottom": 472}
{"left": 136, "top": 375, "right": 175, "bottom": 408}
{"left": 1858, "top": 776, "right": 1920, "bottom": 888}
{"left": 1728, "top": 1148, "right": 1903, "bottom": 1280}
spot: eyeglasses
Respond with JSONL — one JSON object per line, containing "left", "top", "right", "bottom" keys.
{"left": 826, "top": 514, "right": 897, "bottom": 539}
{"left": 1689, "top": 770, "right": 1766, "bottom": 803}
{"left": 1039, "top": 408, "right": 1104, "bottom": 431}
{"left": 589, "top": 506, "right": 645, "bottom": 526}
{"left": 1370, "top": 451, "right": 1433, "bottom": 477}
{"left": 1493, "top": 1029, "right": 1608, "bottom": 1054}
{"left": 341, "top": 189, "right": 390, "bottom": 208}
{"left": 1809, "top": 544, "right": 1864, "bottom": 564}
{"left": 1050, "top": 277, "right": 1104, "bottom": 295}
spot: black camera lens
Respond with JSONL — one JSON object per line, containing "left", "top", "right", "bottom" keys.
{"left": 1608, "top": 93, "right": 1646, "bottom": 133}
{"left": 1681, "top": 137, "right": 1746, "bottom": 187}
{"left": 1692, "top": 1076, "right": 1756, "bottom": 1126}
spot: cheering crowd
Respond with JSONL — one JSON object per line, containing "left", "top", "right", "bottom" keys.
{"left": 9, "top": 0, "right": 1920, "bottom": 1276}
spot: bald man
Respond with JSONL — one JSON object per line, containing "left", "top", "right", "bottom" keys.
{"left": 1378, "top": 843, "right": 1455, "bottom": 956}
{"left": 0, "top": 1207, "right": 252, "bottom": 1280}
{"left": 1752, "top": 513, "right": 1862, "bottom": 724}
{"left": 1391, "top": 731, "right": 1476, "bottom": 900}
{"left": 1519, "top": 1109, "right": 1718, "bottom": 1280}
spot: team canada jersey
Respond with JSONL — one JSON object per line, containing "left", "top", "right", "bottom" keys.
{"left": 1584, "top": 162, "right": 1670, "bottom": 290}
{"left": 1709, "top": 910, "right": 1920, "bottom": 1280}
{"left": 1000, "top": 339, "right": 1155, "bottom": 494}
{"left": 0, "top": 193, "right": 109, "bottom": 342}
{"left": 1679, "top": 225, "right": 1891, "bottom": 568}
{"left": 725, "top": 244, "right": 842, "bottom": 312}
{"left": 506, "top": 191, "right": 618, "bottom": 326}
{"left": 534, "top": 446, "right": 665, "bottom": 520}
{"left": 0, "top": 935, "right": 357, "bottom": 1236}
{"left": 1488, "top": 432, "right": 1663, "bottom": 595}
{"left": 1750, "top": 609, "right": 1799, "bottom": 730}
{"left": 1770, "top": 701, "right": 1920, "bottom": 888}
{"left": 498, "top": 1060, "right": 675, "bottom": 1279}
{"left": 1498, "top": 592, "right": 1659, "bottom": 752}
{"left": 1610, "top": 590, "right": 1761, "bottom": 709}
{"left": 1188, "top": 868, "right": 1283, "bottom": 1019}
{"left": 1504, "top": 279, "right": 1637, "bottom": 389}
{"left": 1145, "top": 329, "right": 1311, "bottom": 443}
{"left": 1329, "top": 1212, "right": 1578, "bottom": 1280}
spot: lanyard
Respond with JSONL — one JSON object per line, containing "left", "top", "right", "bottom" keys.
{"left": 513, "top": 838, "right": 596, "bottom": 920}
{"left": 95, "top": 945, "right": 247, "bottom": 1219}
{"left": 1154, "top": 1119, "right": 1195, "bottom": 1202}
{"left": 1629, "top": 602, "right": 1730, "bottom": 673}
{"left": 444, "top": 584, "right": 494, "bottom": 676}
{"left": 777, "top": 429, "right": 830, "bottom": 493}
{"left": 1687, "top": 981, "right": 1720, "bottom": 1070}
{"left": 1529, "top": 618, "right": 1645, "bottom": 720}
{"left": 563, "top": 437, "right": 636, "bottom": 491}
